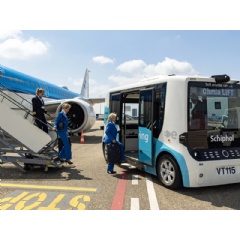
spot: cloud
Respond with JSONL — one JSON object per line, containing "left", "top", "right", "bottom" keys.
{"left": 117, "top": 59, "right": 147, "bottom": 73}
{"left": 0, "top": 30, "right": 22, "bottom": 40}
{"left": 110, "top": 57, "right": 198, "bottom": 87}
{"left": 116, "top": 57, "right": 198, "bottom": 77}
{"left": 144, "top": 57, "right": 198, "bottom": 76}
{"left": 89, "top": 79, "right": 111, "bottom": 97}
{"left": 109, "top": 74, "right": 140, "bottom": 87}
{"left": 92, "top": 56, "right": 115, "bottom": 64}
{"left": 71, "top": 76, "right": 110, "bottom": 97}
{"left": 70, "top": 57, "right": 197, "bottom": 97}
{"left": 0, "top": 31, "right": 50, "bottom": 59}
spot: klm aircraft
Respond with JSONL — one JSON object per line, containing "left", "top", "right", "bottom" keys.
{"left": 0, "top": 64, "right": 105, "bottom": 133}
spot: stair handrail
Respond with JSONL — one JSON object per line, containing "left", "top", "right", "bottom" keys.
{"left": 0, "top": 82, "right": 73, "bottom": 134}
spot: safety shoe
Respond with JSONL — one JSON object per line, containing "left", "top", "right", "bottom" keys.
{"left": 66, "top": 160, "right": 73, "bottom": 165}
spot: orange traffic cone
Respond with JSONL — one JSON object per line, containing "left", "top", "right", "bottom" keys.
{"left": 80, "top": 131, "right": 84, "bottom": 144}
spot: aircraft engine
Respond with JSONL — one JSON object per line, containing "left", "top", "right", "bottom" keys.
{"left": 55, "top": 99, "right": 96, "bottom": 134}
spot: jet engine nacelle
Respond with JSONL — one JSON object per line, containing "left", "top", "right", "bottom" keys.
{"left": 55, "top": 99, "right": 96, "bottom": 133}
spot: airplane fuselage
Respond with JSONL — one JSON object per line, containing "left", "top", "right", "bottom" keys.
{"left": 0, "top": 64, "right": 81, "bottom": 100}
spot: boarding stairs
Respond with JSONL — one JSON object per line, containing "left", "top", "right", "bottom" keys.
{"left": 0, "top": 83, "right": 60, "bottom": 172}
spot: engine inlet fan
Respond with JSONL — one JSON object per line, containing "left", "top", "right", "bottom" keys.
{"left": 67, "top": 103, "right": 84, "bottom": 130}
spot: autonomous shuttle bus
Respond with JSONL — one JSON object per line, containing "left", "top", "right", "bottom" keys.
{"left": 102, "top": 74, "right": 240, "bottom": 189}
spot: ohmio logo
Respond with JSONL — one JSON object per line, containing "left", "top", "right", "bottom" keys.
{"left": 139, "top": 132, "right": 148, "bottom": 143}
{"left": 210, "top": 135, "right": 234, "bottom": 142}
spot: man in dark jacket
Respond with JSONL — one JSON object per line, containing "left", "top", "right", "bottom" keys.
{"left": 32, "top": 88, "right": 48, "bottom": 133}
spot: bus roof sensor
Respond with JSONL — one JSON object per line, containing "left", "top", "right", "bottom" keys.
{"left": 211, "top": 74, "right": 230, "bottom": 83}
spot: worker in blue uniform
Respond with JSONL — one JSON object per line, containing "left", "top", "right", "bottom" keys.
{"left": 103, "top": 113, "right": 126, "bottom": 174}
{"left": 52, "top": 103, "right": 73, "bottom": 165}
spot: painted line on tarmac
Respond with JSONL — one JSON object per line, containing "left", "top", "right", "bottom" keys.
{"left": 111, "top": 170, "right": 128, "bottom": 210}
{"left": 131, "top": 174, "right": 139, "bottom": 210}
{"left": 1, "top": 183, "right": 97, "bottom": 192}
{"left": 146, "top": 173, "right": 159, "bottom": 210}
{"left": 132, "top": 174, "right": 139, "bottom": 185}
{"left": 131, "top": 198, "right": 140, "bottom": 210}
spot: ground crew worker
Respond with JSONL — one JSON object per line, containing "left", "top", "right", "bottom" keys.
{"left": 52, "top": 103, "right": 73, "bottom": 165}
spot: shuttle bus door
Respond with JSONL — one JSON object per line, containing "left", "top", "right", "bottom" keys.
{"left": 110, "top": 93, "right": 122, "bottom": 142}
{"left": 138, "top": 89, "right": 154, "bottom": 166}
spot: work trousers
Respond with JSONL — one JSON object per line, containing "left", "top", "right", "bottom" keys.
{"left": 35, "top": 115, "right": 48, "bottom": 133}
{"left": 57, "top": 131, "right": 72, "bottom": 161}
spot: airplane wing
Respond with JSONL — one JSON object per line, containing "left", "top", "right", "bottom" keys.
{"left": 87, "top": 97, "right": 105, "bottom": 105}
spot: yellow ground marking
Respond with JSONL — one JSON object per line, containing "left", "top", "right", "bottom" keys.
{"left": 1, "top": 183, "right": 97, "bottom": 192}
{"left": 1, "top": 191, "right": 92, "bottom": 210}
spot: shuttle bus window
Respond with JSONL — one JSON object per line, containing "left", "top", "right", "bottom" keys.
{"left": 121, "top": 92, "right": 139, "bottom": 125}
{"left": 110, "top": 93, "right": 121, "bottom": 125}
{"left": 153, "top": 83, "right": 166, "bottom": 138}
{"left": 139, "top": 90, "right": 153, "bottom": 128}
{"left": 188, "top": 81, "right": 240, "bottom": 149}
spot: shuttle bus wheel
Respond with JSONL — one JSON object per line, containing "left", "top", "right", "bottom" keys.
{"left": 157, "top": 154, "right": 182, "bottom": 189}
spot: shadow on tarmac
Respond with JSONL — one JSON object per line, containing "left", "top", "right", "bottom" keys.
{"left": 148, "top": 170, "right": 240, "bottom": 210}
{"left": 0, "top": 164, "right": 93, "bottom": 181}
{"left": 174, "top": 182, "right": 240, "bottom": 210}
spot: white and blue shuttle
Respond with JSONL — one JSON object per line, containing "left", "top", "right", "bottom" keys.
{"left": 0, "top": 64, "right": 105, "bottom": 133}
{"left": 103, "top": 74, "right": 240, "bottom": 189}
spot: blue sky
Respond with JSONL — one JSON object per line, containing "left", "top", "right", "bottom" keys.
{"left": 1, "top": 30, "right": 240, "bottom": 112}
{"left": 1, "top": 2, "right": 240, "bottom": 113}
